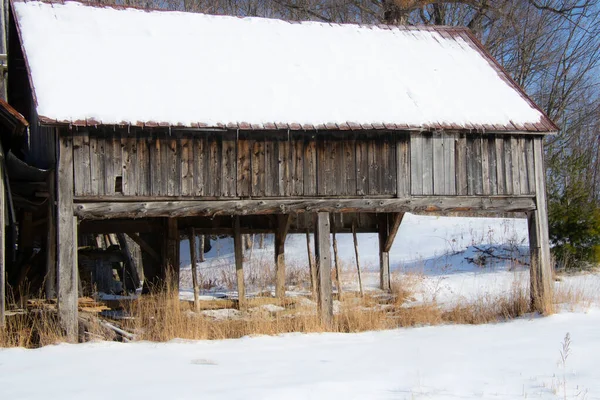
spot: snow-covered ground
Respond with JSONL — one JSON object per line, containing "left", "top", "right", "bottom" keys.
{"left": 3, "top": 214, "right": 600, "bottom": 399}
{"left": 2, "top": 310, "right": 599, "bottom": 399}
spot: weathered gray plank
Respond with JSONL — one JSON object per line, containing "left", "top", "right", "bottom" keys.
{"left": 314, "top": 212, "right": 333, "bottom": 326}
{"left": 278, "top": 139, "right": 289, "bottom": 196}
{"left": 356, "top": 139, "right": 369, "bottom": 195}
{"left": 252, "top": 136, "right": 265, "bottom": 197}
{"left": 481, "top": 137, "right": 490, "bottom": 195}
{"left": 528, "top": 137, "right": 552, "bottom": 313}
{"left": 237, "top": 138, "right": 251, "bottom": 197}
{"left": 76, "top": 196, "right": 537, "bottom": 219}
{"left": 396, "top": 137, "right": 409, "bottom": 197}
{"left": 525, "top": 138, "right": 536, "bottom": 195}
{"left": 443, "top": 133, "right": 456, "bottom": 195}
{"left": 290, "top": 136, "right": 304, "bottom": 196}
{"left": 503, "top": 137, "right": 514, "bottom": 194}
{"left": 495, "top": 137, "right": 505, "bottom": 195}
{"left": 344, "top": 138, "right": 357, "bottom": 195}
{"left": 410, "top": 135, "right": 423, "bottom": 195}
{"left": 519, "top": 137, "right": 529, "bottom": 194}
{"left": 167, "top": 135, "right": 180, "bottom": 196}
{"left": 510, "top": 136, "right": 521, "bottom": 195}
{"left": 180, "top": 136, "right": 193, "bottom": 196}
{"left": 433, "top": 132, "right": 445, "bottom": 195}
{"left": 221, "top": 134, "right": 236, "bottom": 197}
{"left": 207, "top": 134, "right": 221, "bottom": 197}
{"left": 193, "top": 135, "right": 205, "bottom": 196}
{"left": 488, "top": 136, "right": 498, "bottom": 195}
{"left": 304, "top": 137, "right": 317, "bottom": 196}
{"left": 422, "top": 133, "right": 434, "bottom": 195}
{"left": 57, "top": 136, "right": 78, "bottom": 342}
{"left": 455, "top": 135, "right": 468, "bottom": 195}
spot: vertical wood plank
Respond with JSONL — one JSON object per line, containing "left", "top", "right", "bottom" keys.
{"left": 355, "top": 139, "right": 369, "bottom": 195}
{"left": 57, "top": 135, "right": 78, "bottom": 342}
{"left": 193, "top": 135, "right": 205, "bottom": 196}
{"left": 189, "top": 228, "right": 200, "bottom": 312}
{"left": 167, "top": 135, "right": 180, "bottom": 196}
{"left": 304, "top": 135, "right": 317, "bottom": 196}
{"left": 433, "top": 132, "right": 445, "bottom": 195}
{"left": 278, "top": 138, "right": 289, "bottom": 196}
{"left": 455, "top": 134, "right": 468, "bottom": 195}
{"left": 206, "top": 134, "right": 221, "bottom": 197}
{"left": 275, "top": 214, "right": 291, "bottom": 299}
{"left": 410, "top": 135, "right": 423, "bottom": 195}
{"left": 422, "top": 133, "right": 434, "bottom": 195}
{"left": 529, "top": 137, "right": 553, "bottom": 313}
{"left": 234, "top": 216, "right": 246, "bottom": 309}
{"left": 481, "top": 136, "right": 490, "bottom": 195}
{"left": 251, "top": 135, "right": 265, "bottom": 197}
{"left": 72, "top": 134, "right": 85, "bottom": 196}
{"left": 488, "top": 136, "right": 498, "bottom": 195}
{"left": 344, "top": 137, "right": 357, "bottom": 195}
{"left": 290, "top": 135, "right": 304, "bottom": 196}
{"left": 510, "top": 136, "right": 521, "bottom": 195}
{"left": 180, "top": 136, "right": 192, "bottom": 197}
{"left": 103, "top": 132, "right": 115, "bottom": 195}
{"left": 221, "top": 134, "right": 236, "bottom": 197}
{"left": 80, "top": 131, "right": 92, "bottom": 196}
{"left": 495, "top": 137, "right": 505, "bottom": 195}
{"left": 525, "top": 138, "right": 536, "bottom": 195}
{"left": 314, "top": 212, "right": 333, "bottom": 326}
{"left": 378, "top": 214, "right": 391, "bottom": 291}
{"left": 368, "top": 139, "right": 381, "bottom": 195}
{"left": 519, "top": 137, "right": 529, "bottom": 194}
{"left": 396, "top": 136, "right": 409, "bottom": 197}
{"left": 444, "top": 133, "right": 456, "bottom": 195}
{"left": 0, "top": 145, "right": 4, "bottom": 327}
{"left": 237, "top": 137, "right": 251, "bottom": 197}
{"left": 503, "top": 137, "right": 514, "bottom": 194}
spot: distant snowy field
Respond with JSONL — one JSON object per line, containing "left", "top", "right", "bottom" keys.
{"left": 2, "top": 214, "right": 600, "bottom": 399}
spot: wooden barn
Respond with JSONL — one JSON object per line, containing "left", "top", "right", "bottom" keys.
{"left": 0, "top": 0, "right": 557, "bottom": 340}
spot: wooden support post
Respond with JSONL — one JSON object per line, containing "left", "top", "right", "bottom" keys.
{"left": 57, "top": 136, "right": 78, "bottom": 341}
{"left": 116, "top": 233, "right": 140, "bottom": 292}
{"left": 188, "top": 228, "right": 200, "bottom": 311}
{"left": 199, "top": 234, "right": 205, "bottom": 262}
{"left": 378, "top": 215, "right": 391, "bottom": 292}
{"left": 0, "top": 144, "right": 5, "bottom": 328}
{"left": 331, "top": 214, "right": 342, "bottom": 299}
{"left": 528, "top": 138, "right": 553, "bottom": 313}
{"left": 314, "top": 212, "right": 333, "bottom": 327}
{"left": 233, "top": 216, "right": 246, "bottom": 309}
{"left": 306, "top": 229, "right": 317, "bottom": 301}
{"left": 275, "top": 214, "right": 291, "bottom": 300}
{"left": 165, "top": 218, "right": 179, "bottom": 291}
{"left": 45, "top": 173, "right": 56, "bottom": 299}
{"left": 351, "top": 222, "right": 364, "bottom": 297}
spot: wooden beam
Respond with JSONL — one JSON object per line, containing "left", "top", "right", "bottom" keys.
{"left": 351, "top": 222, "right": 364, "bottom": 297}
{"left": 378, "top": 214, "right": 391, "bottom": 292}
{"left": 331, "top": 214, "right": 342, "bottom": 299}
{"left": 45, "top": 172, "right": 56, "bottom": 299}
{"left": 116, "top": 233, "right": 140, "bottom": 292}
{"left": 74, "top": 196, "right": 537, "bottom": 219}
{"left": 528, "top": 138, "right": 553, "bottom": 313}
{"left": 274, "top": 214, "right": 291, "bottom": 300}
{"left": 314, "top": 212, "right": 333, "bottom": 327}
{"left": 188, "top": 228, "right": 200, "bottom": 312}
{"left": 306, "top": 229, "right": 317, "bottom": 301}
{"left": 57, "top": 136, "right": 78, "bottom": 342}
{"left": 0, "top": 144, "right": 5, "bottom": 328}
{"left": 233, "top": 216, "right": 246, "bottom": 309}
{"left": 165, "top": 218, "right": 179, "bottom": 288}
{"left": 383, "top": 212, "right": 405, "bottom": 252}
{"left": 78, "top": 219, "right": 159, "bottom": 234}
{"left": 126, "top": 232, "right": 161, "bottom": 263}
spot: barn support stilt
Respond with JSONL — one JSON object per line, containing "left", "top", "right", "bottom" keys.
{"left": 378, "top": 213, "right": 404, "bottom": 291}
{"left": 164, "top": 218, "right": 179, "bottom": 290}
{"left": 45, "top": 173, "right": 56, "bottom": 299}
{"left": 528, "top": 138, "right": 553, "bottom": 314}
{"left": 188, "top": 228, "right": 200, "bottom": 311}
{"left": 0, "top": 144, "right": 5, "bottom": 328}
{"left": 274, "top": 214, "right": 291, "bottom": 300}
{"left": 57, "top": 136, "right": 78, "bottom": 342}
{"left": 314, "top": 212, "right": 333, "bottom": 326}
{"left": 234, "top": 216, "right": 246, "bottom": 309}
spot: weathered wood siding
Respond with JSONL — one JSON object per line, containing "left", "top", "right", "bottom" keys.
{"left": 410, "top": 132, "right": 536, "bottom": 196}
{"left": 72, "top": 130, "right": 401, "bottom": 198}
{"left": 69, "top": 129, "right": 536, "bottom": 199}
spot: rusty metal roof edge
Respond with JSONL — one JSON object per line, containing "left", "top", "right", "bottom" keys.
{"left": 0, "top": 98, "right": 29, "bottom": 128}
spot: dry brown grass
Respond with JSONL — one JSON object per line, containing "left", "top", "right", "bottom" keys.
{"left": 3, "top": 271, "right": 597, "bottom": 348}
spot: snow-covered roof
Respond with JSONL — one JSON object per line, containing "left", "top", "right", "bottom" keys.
{"left": 12, "top": 0, "right": 556, "bottom": 132}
